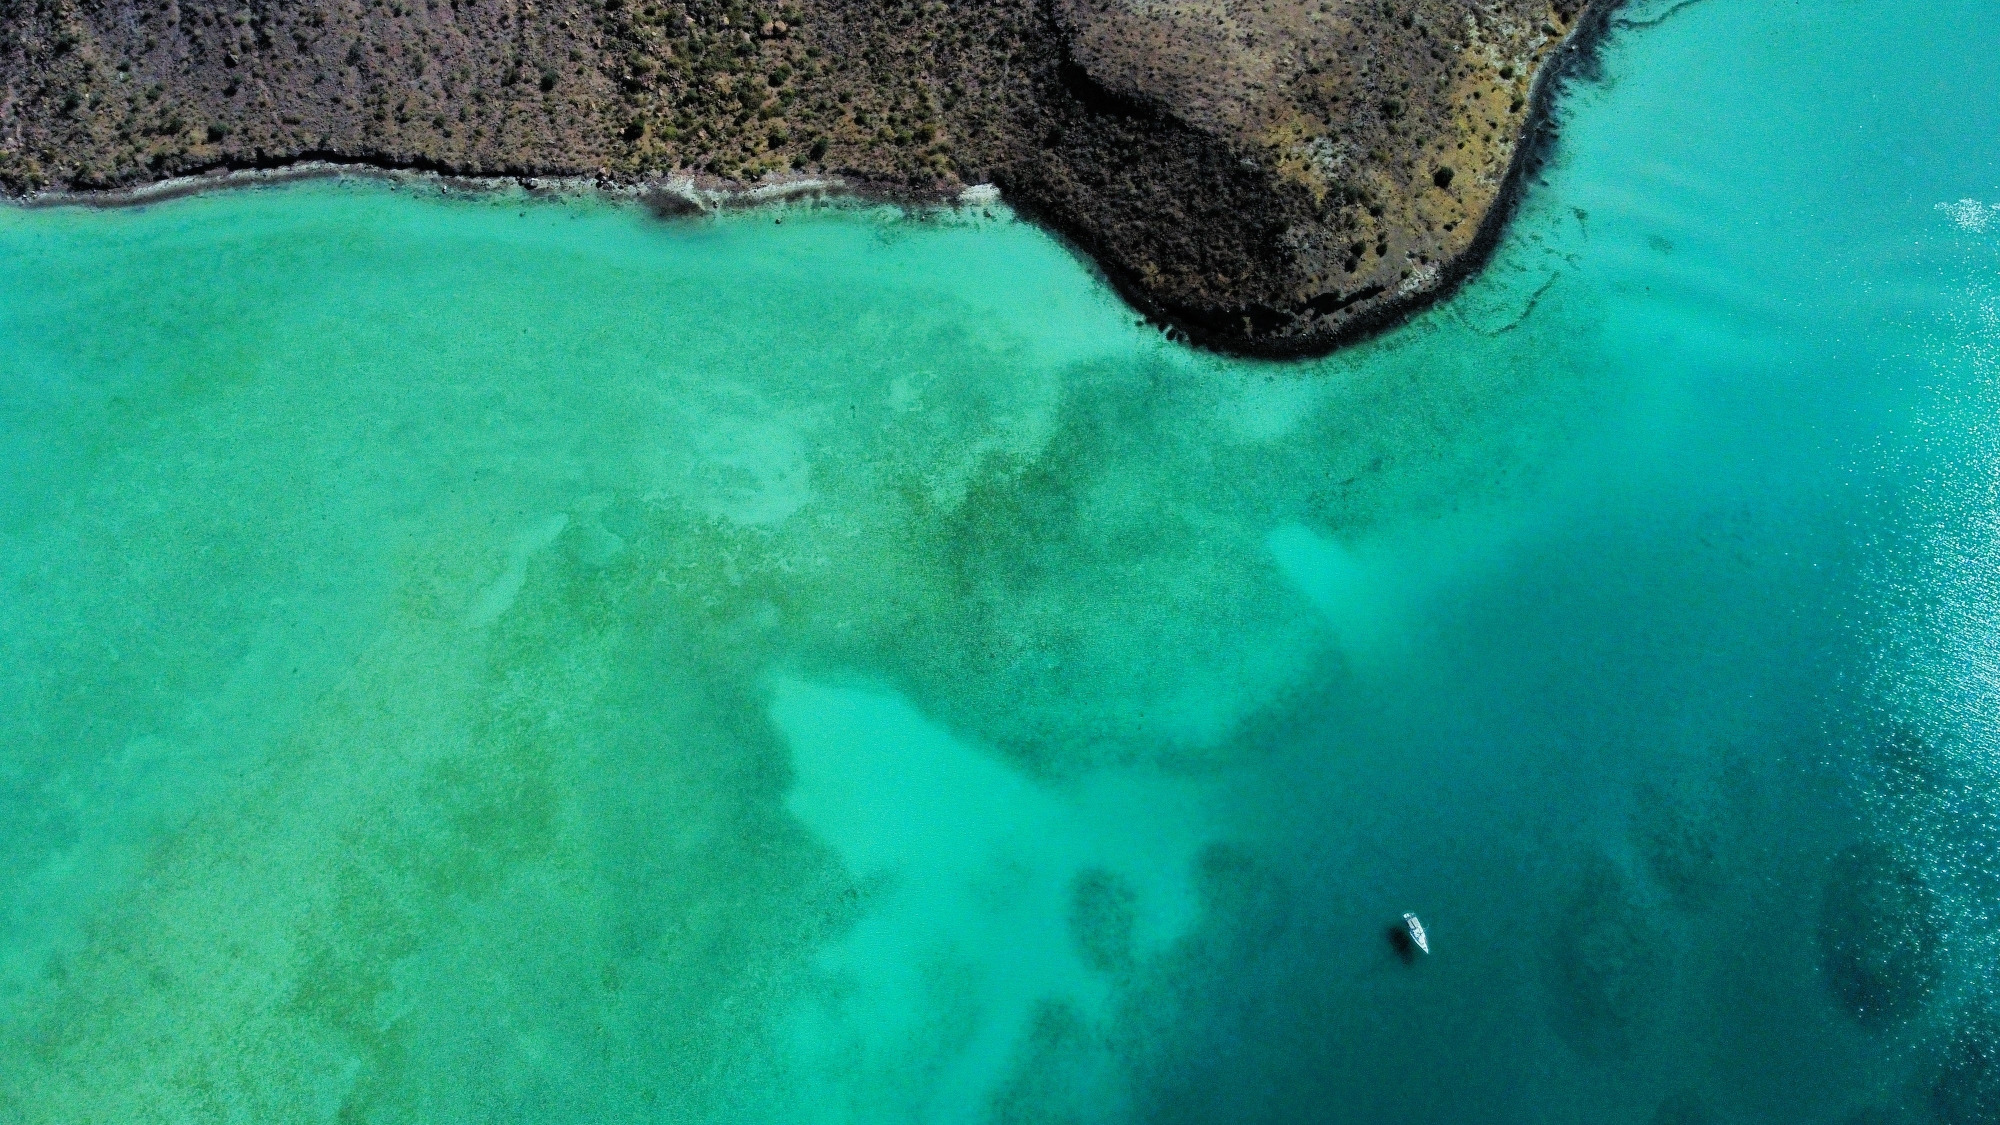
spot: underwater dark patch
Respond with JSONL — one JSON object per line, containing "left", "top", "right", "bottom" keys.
{"left": 1541, "top": 855, "right": 1674, "bottom": 1058}
{"left": 1816, "top": 841, "right": 1941, "bottom": 1028}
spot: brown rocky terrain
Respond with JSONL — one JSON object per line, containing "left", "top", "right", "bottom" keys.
{"left": 0, "top": 0, "right": 1617, "bottom": 354}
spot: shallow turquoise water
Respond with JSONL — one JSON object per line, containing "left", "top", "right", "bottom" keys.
{"left": 6, "top": 1, "right": 2000, "bottom": 1121}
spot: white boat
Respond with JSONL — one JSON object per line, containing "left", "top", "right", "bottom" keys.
{"left": 1403, "top": 912, "right": 1430, "bottom": 955}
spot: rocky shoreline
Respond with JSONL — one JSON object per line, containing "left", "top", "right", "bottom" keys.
{"left": 1, "top": 0, "right": 1625, "bottom": 356}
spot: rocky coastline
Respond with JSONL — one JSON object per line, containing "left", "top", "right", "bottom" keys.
{"left": 1, "top": 0, "right": 1624, "bottom": 356}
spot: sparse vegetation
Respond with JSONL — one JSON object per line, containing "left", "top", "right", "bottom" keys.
{"left": 0, "top": 0, "right": 1607, "bottom": 352}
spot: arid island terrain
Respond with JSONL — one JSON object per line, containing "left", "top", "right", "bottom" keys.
{"left": 1, "top": 0, "right": 1615, "bottom": 353}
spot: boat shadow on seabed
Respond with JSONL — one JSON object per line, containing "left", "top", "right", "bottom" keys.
{"left": 1387, "top": 912, "right": 1430, "bottom": 964}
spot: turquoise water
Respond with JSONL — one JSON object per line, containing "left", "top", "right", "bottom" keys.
{"left": 5, "top": 0, "right": 2000, "bottom": 1120}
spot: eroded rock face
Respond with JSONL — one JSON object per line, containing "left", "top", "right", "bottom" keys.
{"left": 1044, "top": 0, "right": 1607, "bottom": 348}
{"left": 0, "top": 0, "right": 1615, "bottom": 353}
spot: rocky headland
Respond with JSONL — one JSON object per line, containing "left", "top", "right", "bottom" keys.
{"left": 0, "top": 0, "right": 1618, "bottom": 354}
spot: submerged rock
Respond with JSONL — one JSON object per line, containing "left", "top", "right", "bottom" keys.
{"left": 1932, "top": 1011, "right": 2000, "bottom": 1125}
{"left": 1542, "top": 854, "right": 1674, "bottom": 1058}
{"left": 1816, "top": 842, "right": 1942, "bottom": 1028}
{"left": 1069, "top": 868, "right": 1139, "bottom": 975}
{"left": 1650, "top": 1089, "right": 1719, "bottom": 1125}
{"left": 1633, "top": 775, "right": 1728, "bottom": 913}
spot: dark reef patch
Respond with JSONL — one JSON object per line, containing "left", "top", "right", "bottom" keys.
{"left": 1932, "top": 1010, "right": 2000, "bottom": 1125}
{"left": 1632, "top": 771, "right": 1729, "bottom": 913}
{"left": 1542, "top": 854, "right": 1674, "bottom": 1058}
{"left": 1069, "top": 868, "right": 1139, "bottom": 975}
{"left": 1650, "top": 1089, "right": 1720, "bottom": 1125}
{"left": 1816, "top": 841, "right": 1941, "bottom": 1028}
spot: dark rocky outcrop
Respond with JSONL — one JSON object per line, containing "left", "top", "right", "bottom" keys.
{"left": 0, "top": 0, "right": 1619, "bottom": 354}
